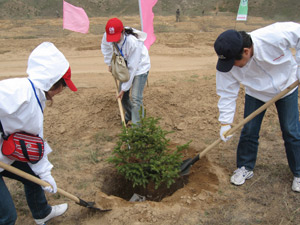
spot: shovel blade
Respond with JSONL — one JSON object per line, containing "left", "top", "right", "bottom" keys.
{"left": 180, "top": 158, "right": 193, "bottom": 176}
{"left": 77, "top": 198, "right": 112, "bottom": 212}
{"left": 180, "top": 155, "right": 200, "bottom": 176}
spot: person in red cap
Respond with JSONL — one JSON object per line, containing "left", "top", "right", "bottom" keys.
{"left": 101, "top": 18, "right": 151, "bottom": 125}
{"left": 0, "top": 42, "right": 77, "bottom": 225}
{"left": 214, "top": 22, "right": 300, "bottom": 192}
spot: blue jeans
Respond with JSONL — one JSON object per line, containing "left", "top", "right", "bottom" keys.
{"left": 237, "top": 88, "right": 300, "bottom": 177}
{"left": 121, "top": 71, "right": 149, "bottom": 125}
{"left": 0, "top": 161, "right": 51, "bottom": 225}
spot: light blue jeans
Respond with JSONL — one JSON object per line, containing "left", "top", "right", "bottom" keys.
{"left": 120, "top": 71, "right": 149, "bottom": 125}
{"left": 237, "top": 88, "right": 300, "bottom": 177}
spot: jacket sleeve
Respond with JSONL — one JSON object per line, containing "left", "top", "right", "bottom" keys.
{"left": 216, "top": 71, "right": 240, "bottom": 124}
{"left": 121, "top": 37, "right": 143, "bottom": 92}
{"left": 101, "top": 33, "right": 113, "bottom": 66}
{"left": 286, "top": 23, "right": 300, "bottom": 64}
{"left": 28, "top": 141, "right": 53, "bottom": 178}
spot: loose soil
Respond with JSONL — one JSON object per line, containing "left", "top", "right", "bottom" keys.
{"left": 1, "top": 14, "right": 300, "bottom": 225}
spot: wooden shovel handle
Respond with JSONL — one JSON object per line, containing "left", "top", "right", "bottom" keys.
{"left": 114, "top": 78, "right": 126, "bottom": 127}
{"left": 199, "top": 80, "right": 299, "bottom": 159}
{"left": 0, "top": 161, "right": 80, "bottom": 203}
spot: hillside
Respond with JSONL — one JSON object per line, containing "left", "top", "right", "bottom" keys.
{"left": 0, "top": 0, "right": 300, "bottom": 20}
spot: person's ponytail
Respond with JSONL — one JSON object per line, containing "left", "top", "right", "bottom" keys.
{"left": 124, "top": 27, "right": 138, "bottom": 39}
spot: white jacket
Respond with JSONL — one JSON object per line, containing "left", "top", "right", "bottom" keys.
{"left": 0, "top": 42, "right": 69, "bottom": 179}
{"left": 216, "top": 22, "right": 300, "bottom": 124}
{"left": 101, "top": 28, "right": 151, "bottom": 92}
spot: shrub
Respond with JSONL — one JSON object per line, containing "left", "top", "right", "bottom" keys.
{"left": 107, "top": 112, "right": 190, "bottom": 189}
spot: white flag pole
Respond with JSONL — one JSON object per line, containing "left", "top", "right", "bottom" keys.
{"left": 138, "top": 0, "right": 143, "bottom": 31}
{"left": 138, "top": 0, "right": 149, "bottom": 86}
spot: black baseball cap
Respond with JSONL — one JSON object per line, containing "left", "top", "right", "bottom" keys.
{"left": 214, "top": 30, "right": 243, "bottom": 72}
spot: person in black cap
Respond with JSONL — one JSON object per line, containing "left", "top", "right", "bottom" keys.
{"left": 214, "top": 22, "right": 300, "bottom": 192}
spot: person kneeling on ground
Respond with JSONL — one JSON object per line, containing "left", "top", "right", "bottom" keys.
{"left": 214, "top": 22, "right": 300, "bottom": 192}
{"left": 0, "top": 42, "right": 77, "bottom": 225}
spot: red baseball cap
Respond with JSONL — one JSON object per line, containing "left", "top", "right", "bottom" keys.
{"left": 62, "top": 67, "right": 77, "bottom": 92}
{"left": 105, "top": 18, "right": 124, "bottom": 42}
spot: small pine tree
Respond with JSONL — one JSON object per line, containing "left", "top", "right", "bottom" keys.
{"left": 107, "top": 111, "right": 190, "bottom": 189}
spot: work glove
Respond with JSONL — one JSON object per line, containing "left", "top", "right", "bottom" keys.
{"left": 220, "top": 124, "right": 233, "bottom": 142}
{"left": 41, "top": 174, "right": 57, "bottom": 194}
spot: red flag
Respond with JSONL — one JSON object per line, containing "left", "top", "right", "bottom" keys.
{"left": 139, "top": 0, "right": 158, "bottom": 49}
{"left": 63, "top": 1, "right": 89, "bottom": 34}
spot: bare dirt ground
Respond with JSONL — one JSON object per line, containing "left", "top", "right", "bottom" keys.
{"left": 1, "top": 14, "right": 300, "bottom": 225}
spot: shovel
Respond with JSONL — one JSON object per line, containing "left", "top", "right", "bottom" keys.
{"left": 114, "top": 77, "right": 126, "bottom": 127}
{"left": 114, "top": 77, "right": 132, "bottom": 150}
{"left": 180, "top": 80, "right": 299, "bottom": 176}
{"left": 0, "top": 161, "right": 111, "bottom": 212}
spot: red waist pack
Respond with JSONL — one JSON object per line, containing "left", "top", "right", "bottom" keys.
{"left": 2, "top": 132, "right": 44, "bottom": 164}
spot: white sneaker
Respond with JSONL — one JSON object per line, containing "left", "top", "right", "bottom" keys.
{"left": 230, "top": 166, "right": 253, "bottom": 186}
{"left": 34, "top": 203, "right": 68, "bottom": 225}
{"left": 292, "top": 177, "right": 300, "bottom": 192}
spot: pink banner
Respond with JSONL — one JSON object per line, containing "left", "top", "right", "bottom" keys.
{"left": 139, "top": 0, "right": 158, "bottom": 49}
{"left": 63, "top": 1, "right": 89, "bottom": 34}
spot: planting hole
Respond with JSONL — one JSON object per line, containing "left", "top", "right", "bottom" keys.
{"left": 101, "top": 168, "right": 189, "bottom": 202}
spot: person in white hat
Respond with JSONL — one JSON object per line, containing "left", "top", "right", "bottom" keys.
{"left": 0, "top": 42, "right": 77, "bottom": 225}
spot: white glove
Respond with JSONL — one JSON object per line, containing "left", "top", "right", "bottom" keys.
{"left": 220, "top": 125, "right": 233, "bottom": 142}
{"left": 41, "top": 174, "right": 57, "bottom": 193}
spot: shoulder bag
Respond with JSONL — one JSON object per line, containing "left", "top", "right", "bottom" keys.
{"left": 111, "top": 36, "right": 130, "bottom": 82}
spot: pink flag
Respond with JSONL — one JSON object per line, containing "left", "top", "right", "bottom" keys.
{"left": 139, "top": 0, "right": 158, "bottom": 49}
{"left": 63, "top": 1, "right": 89, "bottom": 34}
